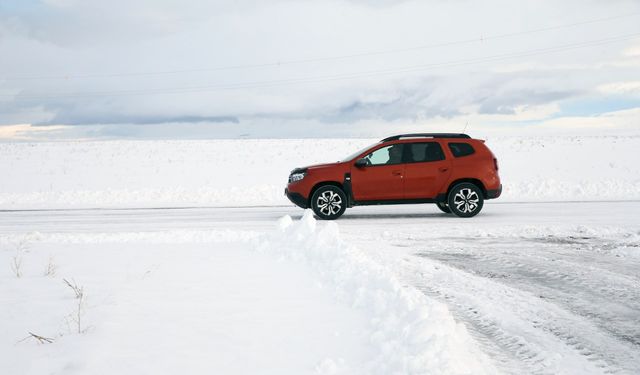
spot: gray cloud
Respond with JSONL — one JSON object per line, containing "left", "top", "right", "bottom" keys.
{"left": 1, "top": 0, "right": 640, "bottom": 138}
{"left": 34, "top": 114, "right": 239, "bottom": 126}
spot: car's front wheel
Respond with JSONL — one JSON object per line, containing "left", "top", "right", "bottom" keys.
{"left": 311, "top": 185, "right": 347, "bottom": 220}
{"left": 447, "top": 183, "right": 484, "bottom": 218}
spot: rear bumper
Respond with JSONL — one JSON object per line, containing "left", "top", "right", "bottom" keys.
{"left": 486, "top": 184, "right": 502, "bottom": 199}
{"left": 285, "top": 188, "right": 308, "bottom": 208}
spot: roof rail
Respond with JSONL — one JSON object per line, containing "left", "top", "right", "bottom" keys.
{"left": 380, "top": 133, "right": 471, "bottom": 142}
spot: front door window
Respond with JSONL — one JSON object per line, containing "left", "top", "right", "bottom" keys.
{"left": 364, "top": 144, "right": 404, "bottom": 166}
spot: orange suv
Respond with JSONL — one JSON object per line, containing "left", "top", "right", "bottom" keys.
{"left": 285, "top": 133, "right": 501, "bottom": 219}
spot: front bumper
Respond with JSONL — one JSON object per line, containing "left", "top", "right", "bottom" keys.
{"left": 285, "top": 188, "right": 308, "bottom": 208}
{"left": 486, "top": 184, "right": 502, "bottom": 199}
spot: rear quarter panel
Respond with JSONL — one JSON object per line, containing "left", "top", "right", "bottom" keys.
{"left": 441, "top": 139, "right": 501, "bottom": 193}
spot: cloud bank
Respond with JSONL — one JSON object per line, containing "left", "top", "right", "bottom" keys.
{"left": 1, "top": 0, "right": 639, "bottom": 139}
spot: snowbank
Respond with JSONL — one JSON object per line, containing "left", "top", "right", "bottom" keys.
{"left": 257, "top": 211, "right": 496, "bottom": 374}
{"left": 0, "top": 135, "right": 638, "bottom": 209}
{"left": 0, "top": 210, "right": 496, "bottom": 374}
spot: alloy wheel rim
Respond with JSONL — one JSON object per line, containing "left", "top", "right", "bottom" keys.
{"left": 317, "top": 190, "right": 342, "bottom": 216}
{"left": 453, "top": 188, "right": 479, "bottom": 213}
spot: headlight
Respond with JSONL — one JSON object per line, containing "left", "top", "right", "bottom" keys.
{"left": 289, "top": 172, "right": 306, "bottom": 183}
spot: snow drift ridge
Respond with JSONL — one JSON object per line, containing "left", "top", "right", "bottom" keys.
{"left": 257, "top": 211, "right": 496, "bottom": 374}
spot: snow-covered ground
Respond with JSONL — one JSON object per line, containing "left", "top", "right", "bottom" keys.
{"left": 1, "top": 135, "right": 639, "bottom": 209}
{"left": 1, "top": 135, "right": 639, "bottom": 374}
{"left": 1, "top": 210, "right": 496, "bottom": 375}
{"left": 337, "top": 203, "right": 640, "bottom": 374}
{"left": 2, "top": 202, "right": 639, "bottom": 374}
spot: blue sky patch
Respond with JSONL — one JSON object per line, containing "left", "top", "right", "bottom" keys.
{"left": 557, "top": 98, "right": 640, "bottom": 118}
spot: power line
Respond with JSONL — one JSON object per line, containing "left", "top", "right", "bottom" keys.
{"left": 6, "top": 32, "right": 638, "bottom": 101}
{"left": 2, "top": 11, "right": 639, "bottom": 81}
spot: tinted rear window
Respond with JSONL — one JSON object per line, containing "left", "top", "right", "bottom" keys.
{"left": 407, "top": 142, "right": 445, "bottom": 162}
{"left": 448, "top": 142, "right": 475, "bottom": 157}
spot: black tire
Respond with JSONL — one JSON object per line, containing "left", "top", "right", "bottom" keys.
{"left": 311, "top": 185, "right": 347, "bottom": 220}
{"left": 436, "top": 201, "right": 452, "bottom": 214}
{"left": 447, "top": 183, "right": 484, "bottom": 218}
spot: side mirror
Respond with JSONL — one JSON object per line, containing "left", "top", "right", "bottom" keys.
{"left": 354, "top": 158, "right": 367, "bottom": 168}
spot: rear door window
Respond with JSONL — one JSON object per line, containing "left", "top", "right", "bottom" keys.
{"left": 448, "top": 142, "right": 475, "bottom": 157}
{"left": 407, "top": 142, "right": 445, "bottom": 163}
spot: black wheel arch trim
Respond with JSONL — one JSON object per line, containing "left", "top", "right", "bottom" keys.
{"left": 447, "top": 178, "right": 487, "bottom": 199}
{"left": 308, "top": 181, "right": 346, "bottom": 208}
{"left": 343, "top": 173, "right": 355, "bottom": 207}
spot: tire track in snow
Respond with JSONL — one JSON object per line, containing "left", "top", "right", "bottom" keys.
{"left": 401, "top": 257, "right": 627, "bottom": 374}
{"left": 423, "top": 236, "right": 640, "bottom": 349}
{"left": 391, "top": 231, "right": 640, "bottom": 375}
{"left": 352, "top": 230, "right": 640, "bottom": 374}
{"left": 413, "top": 282, "right": 550, "bottom": 375}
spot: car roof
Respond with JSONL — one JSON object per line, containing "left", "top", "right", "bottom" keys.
{"left": 380, "top": 133, "right": 471, "bottom": 142}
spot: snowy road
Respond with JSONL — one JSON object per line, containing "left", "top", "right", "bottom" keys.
{"left": 1, "top": 200, "right": 637, "bottom": 232}
{"left": 2, "top": 201, "right": 639, "bottom": 374}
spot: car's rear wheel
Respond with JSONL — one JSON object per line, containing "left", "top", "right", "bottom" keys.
{"left": 448, "top": 183, "right": 484, "bottom": 218}
{"left": 311, "top": 185, "right": 347, "bottom": 220}
{"left": 436, "top": 201, "right": 452, "bottom": 214}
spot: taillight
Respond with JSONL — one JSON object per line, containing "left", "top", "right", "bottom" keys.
{"left": 493, "top": 158, "right": 499, "bottom": 171}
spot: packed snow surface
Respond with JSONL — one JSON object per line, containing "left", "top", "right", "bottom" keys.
{"left": 1, "top": 135, "right": 639, "bottom": 209}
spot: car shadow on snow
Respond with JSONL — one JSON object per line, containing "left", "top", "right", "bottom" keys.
{"left": 338, "top": 210, "right": 502, "bottom": 220}
{"left": 340, "top": 212, "right": 453, "bottom": 220}
{"left": 288, "top": 210, "right": 501, "bottom": 221}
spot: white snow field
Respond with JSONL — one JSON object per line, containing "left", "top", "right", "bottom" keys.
{"left": 0, "top": 211, "right": 495, "bottom": 375}
{"left": 1, "top": 135, "right": 639, "bottom": 374}
{"left": 0, "top": 135, "right": 639, "bottom": 209}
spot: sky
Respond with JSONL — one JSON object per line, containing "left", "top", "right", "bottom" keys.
{"left": 1, "top": 0, "right": 639, "bottom": 140}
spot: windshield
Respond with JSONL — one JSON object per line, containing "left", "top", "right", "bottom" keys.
{"left": 340, "top": 142, "right": 379, "bottom": 162}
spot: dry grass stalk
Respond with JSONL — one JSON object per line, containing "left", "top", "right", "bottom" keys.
{"left": 63, "top": 278, "right": 87, "bottom": 334}
{"left": 63, "top": 278, "right": 84, "bottom": 299}
{"left": 10, "top": 240, "right": 29, "bottom": 278}
{"left": 44, "top": 256, "right": 57, "bottom": 277}
{"left": 18, "top": 332, "right": 55, "bottom": 344}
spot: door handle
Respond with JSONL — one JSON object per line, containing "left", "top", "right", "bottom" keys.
{"left": 438, "top": 167, "right": 449, "bottom": 172}
{"left": 392, "top": 170, "right": 403, "bottom": 176}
